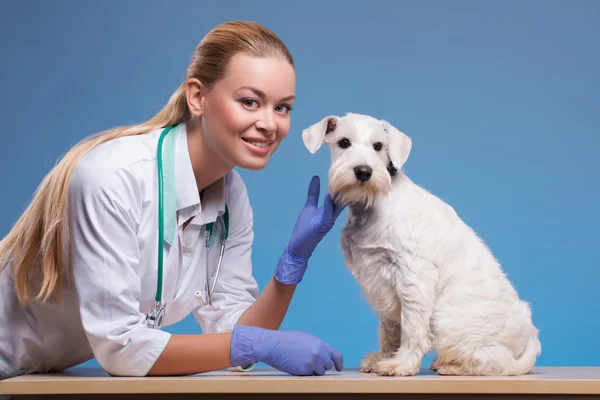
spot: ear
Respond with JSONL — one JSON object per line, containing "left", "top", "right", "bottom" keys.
{"left": 185, "top": 78, "right": 206, "bottom": 117}
{"left": 382, "top": 120, "right": 412, "bottom": 172}
{"left": 302, "top": 115, "right": 338, "bottom": 154}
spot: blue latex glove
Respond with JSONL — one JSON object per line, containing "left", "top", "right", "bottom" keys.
{"left": 274, "top": 175, "right": 346, "bottom": 284}
{"left": 230, "top": 324, "right": 344, "bottom": 375}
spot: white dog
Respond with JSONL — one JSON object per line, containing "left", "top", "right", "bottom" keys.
{"left": 302, "top": 112, "right": 541, "bottom": 377}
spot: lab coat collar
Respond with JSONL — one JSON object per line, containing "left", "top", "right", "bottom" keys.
{"left": 174, "top": 123, "right": 226, "bottom": 227}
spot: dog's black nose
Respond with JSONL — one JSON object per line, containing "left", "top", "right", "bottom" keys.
{"left": 354, "top": 165, "right": 373, "bottom": 182}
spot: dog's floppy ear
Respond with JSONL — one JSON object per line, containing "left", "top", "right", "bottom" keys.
{"left": 382, "top": 120, "right": 412, "bottom": 172}
{"left": 302, "top": 115, "right": 338, "bottom": 153}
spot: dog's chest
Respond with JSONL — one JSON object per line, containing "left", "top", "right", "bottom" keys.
{"left": 340, "top": 214, "right": 405, "bottom": 316}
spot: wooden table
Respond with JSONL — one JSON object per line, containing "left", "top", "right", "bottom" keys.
{"left": 2, "top": 366, "right": 600, "bottom": 399}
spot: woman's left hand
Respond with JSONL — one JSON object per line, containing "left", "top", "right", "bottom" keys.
{"left": 274, "top": 175, "right": 346, "bottom": 285}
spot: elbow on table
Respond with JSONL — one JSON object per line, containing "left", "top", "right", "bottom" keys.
{"left": 93, "top": 330, "right": 172, "bottom": 378}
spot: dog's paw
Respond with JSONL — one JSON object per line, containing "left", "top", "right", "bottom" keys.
{"left": 360, "top": 351, "right": 385, "bottom": 373}
{"left": 375, "top": 358, "right": 420, "bottom": 377}
{"left": 434, "top": 363, "right": 464, "bottom": 376}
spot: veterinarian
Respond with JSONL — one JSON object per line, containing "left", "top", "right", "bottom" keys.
{"left": 0, "top": 21, "right": 346, "bottom": 380}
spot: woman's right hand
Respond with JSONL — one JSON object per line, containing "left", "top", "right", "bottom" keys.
{"left": 274, "top": 175, "right": 346, "bottom": 285}
{"left": 230, "top": 324, "right": 343, "bottom": 376}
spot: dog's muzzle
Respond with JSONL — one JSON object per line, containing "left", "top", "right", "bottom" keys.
{"left": 354, "top": 165, "right": 373, "bottom": 182}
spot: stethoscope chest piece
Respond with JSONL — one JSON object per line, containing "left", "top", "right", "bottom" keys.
{"left": 146, "top": 301, "right": 166, "bottom": 330}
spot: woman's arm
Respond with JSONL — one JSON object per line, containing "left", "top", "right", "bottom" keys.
{"left": 149, "top": 277, "right": 298, "bottom": 376}
{"left": 238, "top": 175, "right": 345, "bottom": 330}
{"left": 147, "top": 333, "right": 233, "bottom": 376}
{"left": 236, "top": 277, "right": 296, "bottom": 329}
{"left": 147, "top": 279, "right": 295, "bottom": 376}
{"left": 148, "top": 319, "right": 344, "bottom": 377}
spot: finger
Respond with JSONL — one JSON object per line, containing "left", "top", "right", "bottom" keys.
{"left": 324, "top": 356, "right": 334, "bottom": 371}
{"left": 323, "top": 194, "right": 334, "bottom": 218}
{"left": 306, "top": 176, "right": 320, "bottom": 208}
{"left": 329, "top": 346, "right": 344, "bottom": 372}
{"left": 314, "top": 363, "right": 326, "bottom": 376}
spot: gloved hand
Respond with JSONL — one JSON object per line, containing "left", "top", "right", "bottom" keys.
{"left": 274, "top": 175, "right": 346, "bottom": 285}
{"left": 230, "top": 324, "right": 344, "bottom": 376}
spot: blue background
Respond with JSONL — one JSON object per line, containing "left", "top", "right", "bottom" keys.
{"left": 1, "top": 0, "right": 598, "bottom": 370}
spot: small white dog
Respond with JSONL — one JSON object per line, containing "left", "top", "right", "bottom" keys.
{"left": 302, "top": 112, "right": 541, "bottom": 377}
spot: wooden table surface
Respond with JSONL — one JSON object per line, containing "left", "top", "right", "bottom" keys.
{"left": 2, "top": 366, "right": 600, "bottom": 399}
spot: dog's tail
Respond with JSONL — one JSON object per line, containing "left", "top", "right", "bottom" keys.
{"left": 507, "top": 334, "right": 542, "bottom": 376}
{"left": 466, "top": 333, "right": 541, "bottom": 376}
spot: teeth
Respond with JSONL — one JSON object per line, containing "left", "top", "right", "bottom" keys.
{"left": 246, "top": 140, "right": 269, "bottom": 148}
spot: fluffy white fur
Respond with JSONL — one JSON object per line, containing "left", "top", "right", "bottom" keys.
{"left": 302, "top": 112, "right": 541, "bottom": 377}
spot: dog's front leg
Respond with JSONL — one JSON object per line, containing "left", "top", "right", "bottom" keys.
{"left": 375, "top": 255, "right": 438, "bottom": 376}
{"left": 361, "top": 315, "right": 401, "bottom": 373}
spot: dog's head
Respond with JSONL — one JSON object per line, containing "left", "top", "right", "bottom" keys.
{"left": 302, "top": 112, "right": 412, "bottom": 208}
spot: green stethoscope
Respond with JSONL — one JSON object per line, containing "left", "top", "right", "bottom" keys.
{"left": 146, "top": 125, "right": 229, "bottom": 330}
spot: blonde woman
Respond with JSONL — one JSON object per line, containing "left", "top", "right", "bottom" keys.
{"left": 0, "top": 21, "right": 345, "bottom": 379}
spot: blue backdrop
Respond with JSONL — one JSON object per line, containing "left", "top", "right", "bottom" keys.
{"left": 1, "top": 0, "right": 598, "bottom": 370}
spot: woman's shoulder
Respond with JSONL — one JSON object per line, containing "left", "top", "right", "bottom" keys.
{"left": 70, "top": 129, "right": 161, "bottom": 202}
{"left": 77, "top": 129, "right": 160, "bottom": 172}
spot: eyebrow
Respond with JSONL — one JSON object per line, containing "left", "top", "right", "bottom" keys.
{"left": 238, "top": 86, "right": 295, "bottom": 102}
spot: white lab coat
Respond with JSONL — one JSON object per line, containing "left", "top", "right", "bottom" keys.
{"left": 0, "top": 124, "right": 259, "bottom": 379}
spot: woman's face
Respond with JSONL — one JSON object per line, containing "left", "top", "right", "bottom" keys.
{"left": 197, "top": 53, "right": 296, "bottom": 171}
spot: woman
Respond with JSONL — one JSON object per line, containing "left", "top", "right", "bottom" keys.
{"left": 0, "top": 20, "right": 345, "bottom": 379}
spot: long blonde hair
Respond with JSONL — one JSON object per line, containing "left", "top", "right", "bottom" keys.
{"left": 0, "top": 20, "right": 294, "bottom": 306}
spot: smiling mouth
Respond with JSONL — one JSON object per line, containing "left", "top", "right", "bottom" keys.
{"left": 242, "top": 138, "right": 272, "bottom": 148}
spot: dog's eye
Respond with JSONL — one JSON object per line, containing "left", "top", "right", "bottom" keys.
{"left": 373, "top": 142, "right": 382, "bottom": 151}
{"left": 338, "top": 138, "right": 351, "bottom": 149}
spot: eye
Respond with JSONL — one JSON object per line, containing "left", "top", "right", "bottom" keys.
{"left": 240, "top": 98, "right": 259, "bottom": 108}
{"left": 373, "top": 142, "right": 382, "bottom": 151}
{"left": 338, "top": 138, "right": 351, "bottom": 149}
{"left": 275, "top": 104, "right": 293, "bottom": 115}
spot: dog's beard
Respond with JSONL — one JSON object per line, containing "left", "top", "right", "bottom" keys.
{"left": 328, "top": 164, "right": 391, "bottom": 209}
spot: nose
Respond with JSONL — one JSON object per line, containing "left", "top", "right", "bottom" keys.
{"left": 256, "top": 110, "right": 277, "bottom": 134}
{"left": 354, "top": 165, "right": 372, "bottom": 182}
